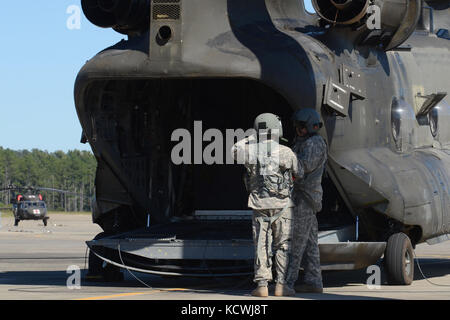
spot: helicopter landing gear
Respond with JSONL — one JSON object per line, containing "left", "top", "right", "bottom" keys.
{"left": 384, "top": 232, "right": 414, "bottom": 285}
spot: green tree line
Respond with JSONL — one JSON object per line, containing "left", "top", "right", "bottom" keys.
{"left": 0, "top": 147, "right": 96, "bottom": 212}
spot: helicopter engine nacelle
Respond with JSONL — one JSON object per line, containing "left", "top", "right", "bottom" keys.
{"left": 81, "top": 0, "right": 150, "bottom": 35}
{"left": 312, "top": 0, "right": 370, "bottom": 25}
{"left": 312, "top": 0, "right": 422, "bottom": 50}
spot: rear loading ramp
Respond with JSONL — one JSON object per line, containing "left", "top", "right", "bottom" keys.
{"left": 87, "top": 216, "right": 386, "bottom": 276}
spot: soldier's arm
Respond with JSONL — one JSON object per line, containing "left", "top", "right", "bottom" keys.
{"left": 297, "top": 138, "right": 326, "bottom": 174}
{"left": 287, "top": 149, "right": 303, "bottom": 180}
{"left": 292, "top": 151, "right": 304, "bottom": 180}
{"left": 231, "top": 135, "right": 256, "bottom": 164}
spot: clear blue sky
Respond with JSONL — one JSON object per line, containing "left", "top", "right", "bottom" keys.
{"left": 304, "top": 0, "right": 315, "bottom": 12}
{"left": 0, "top": 1, "right": 123, "bottom": 152}
{"left": 0, "top": 1, "right": 314, "bottom": 153}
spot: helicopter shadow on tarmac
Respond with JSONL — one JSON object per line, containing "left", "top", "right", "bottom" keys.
{"left": 0, "top": 264, "right": 256, "bottom": 290}
{"left": 1, "top": 258, "right": 448, "bottom": 299}
{"left": 320, "top": 258, "right": 450, "bottom": 287}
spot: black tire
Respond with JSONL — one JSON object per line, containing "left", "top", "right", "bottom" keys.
{"left": 14, "top": 219, "right": 19, "bottom": 226}
{"left": 384, "top": 232, "right": 414, "bottom": 285}
{"left": 43, "top": 217, "right": 48, "bottom": 227}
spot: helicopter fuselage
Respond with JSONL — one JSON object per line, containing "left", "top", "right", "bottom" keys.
{"left": 76, "top": 0, "right": 450, "bottom": 276}
{"left": 14, "top": 200, "right": 47, "bottom": 221}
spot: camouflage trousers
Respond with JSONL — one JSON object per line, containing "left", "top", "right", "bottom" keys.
{"left": 252, "top": 207, "right": 294, "bottom": 285}
{"left": 286, "top": 198, "right": 323, "bottom": 288}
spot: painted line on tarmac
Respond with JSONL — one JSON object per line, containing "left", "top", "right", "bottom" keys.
{"left": 416, "top": 254, "right": 450, "bottom": 259}
{"left": 77, "top": 288, "right": 189, "bottom": 300}
{"left": 77, "top": 292, "right": 152, "bottom": 300}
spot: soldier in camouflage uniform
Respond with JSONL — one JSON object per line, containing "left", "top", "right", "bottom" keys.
{"left": 231, "top": 113, "right": 298, "bottom": 297}
{"left": 286, "top": 108, "right": 327, "bottom": 293}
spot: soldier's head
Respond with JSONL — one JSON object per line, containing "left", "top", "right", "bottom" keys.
{"left": 292, "top": 108, "right": 323, "bottom": 137}
{"left": 253, "top": 113, "right": 283, "bottom": 141}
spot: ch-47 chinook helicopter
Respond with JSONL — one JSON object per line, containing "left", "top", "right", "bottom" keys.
{"left": 0, "top": 185, "right": 84, "bottom": 227}
{"left": 77, "top": 0, "right": 449, "bottom": 285}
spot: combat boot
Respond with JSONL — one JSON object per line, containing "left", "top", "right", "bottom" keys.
{"left": 251, "top": 286, "right": 269, "bottom": 297}
{"left": 274, "top": 284, "right": 295, "bottom": 297}
{"left": 294, "top": 284, "right": 323, "bottom": 293}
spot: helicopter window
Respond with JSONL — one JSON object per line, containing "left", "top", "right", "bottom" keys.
{"left": 429, "top": 100, "right": 450, "bottom": 144}
{"left": 430, "top": 106, "right": 438, "bottom": 137}
{"left": 391, "top": 97, "right": 416, "bottom": 152}
{"left": 304, "top": 0, "right": 316, "bottom": 13}
{"left": 39, "top": 202, "right": 46, "bottom": 208}
{"left": 20, "top": 203, "right": 28, "bottom": 209}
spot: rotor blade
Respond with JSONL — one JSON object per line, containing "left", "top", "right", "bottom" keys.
{"left": 37, "top": 187, "right": 92, "bottom": 198}
{"left": 0, "top": 185, "right": 19, "bottom": 192}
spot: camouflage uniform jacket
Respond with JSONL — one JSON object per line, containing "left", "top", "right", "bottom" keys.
{"left": 292, "top": 134, "right": 328, "bottom": 213}
{"left": 231, "top": 135, "right": 298, "bottom": 210}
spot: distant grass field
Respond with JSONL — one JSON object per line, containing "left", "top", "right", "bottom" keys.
{"left": 49, "top": 211, "right": 92, "bottom": 215}
{"left": 0, "top": 210, "right": 91, "bottom": 218}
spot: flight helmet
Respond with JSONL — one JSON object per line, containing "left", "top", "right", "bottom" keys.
{"left": 254, "top": 113, "right": 283, "bottom": 139}
{"left": 292, "top": 108, "right": 323, "bottom": 134}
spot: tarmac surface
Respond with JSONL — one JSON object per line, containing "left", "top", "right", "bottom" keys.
{"left": 1, "top": 213, "right": 450, "bottom": 301}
